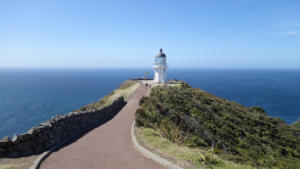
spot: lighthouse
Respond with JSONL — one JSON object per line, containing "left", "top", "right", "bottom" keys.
{"left": 153, "top": 48, "right": 168, "bottom": 83}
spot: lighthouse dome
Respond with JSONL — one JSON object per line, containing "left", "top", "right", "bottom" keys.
{"left": 156, "top": 48, "right": 166, "bottom": 58}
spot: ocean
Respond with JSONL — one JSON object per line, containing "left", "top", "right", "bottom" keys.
{"left": 0, "top": 68, "right": 300, "bottom": 138}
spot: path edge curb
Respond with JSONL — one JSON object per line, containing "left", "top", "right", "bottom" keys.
{"left": 131, "top": 121, "right": 183, "bottom": 169}
{"left": 28, "top": 129, "right": 87, "bottom": 169}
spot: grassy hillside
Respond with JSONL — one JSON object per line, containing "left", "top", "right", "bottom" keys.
{"left": 136, "top": 83, "right": 300, "bottom": 169}
{"left": 136, "top": 126, "right": 254, "bottom": 169}
{"left": 292, "top": 119, "right": 300, "bottom": 129}
{"left": 76, "top": 80, "right": 140, "bottom": 111}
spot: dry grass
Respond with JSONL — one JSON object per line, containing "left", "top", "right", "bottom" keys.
{"left": 76, "top": 80, "right": 141, "bottom": 111}
{"left": 0, "top": 155, "right": 38, "bottom": 169}
{"left": 104, "top": 81, "right": 141, "bottom": 104}
{"left": 292, "top": 119, "right": 300, "bottom": 128}
{"left": 135, "top": 126, "right": 253, "bottom": 169}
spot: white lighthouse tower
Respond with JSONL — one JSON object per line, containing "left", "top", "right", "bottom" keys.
{"left": 153, "top": 48, "right": 168, "bottom": 83}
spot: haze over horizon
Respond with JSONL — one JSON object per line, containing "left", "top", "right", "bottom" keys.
{"left": 1, "top": 0, "right": 300, "bottom": 69}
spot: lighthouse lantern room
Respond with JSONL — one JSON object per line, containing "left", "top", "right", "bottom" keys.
{"left": 153, "top": 49, "right": 168, "bottom": 83}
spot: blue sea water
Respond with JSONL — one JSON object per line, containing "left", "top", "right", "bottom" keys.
{"left": 0, "top": 68, "right": 300, "bottom": 138}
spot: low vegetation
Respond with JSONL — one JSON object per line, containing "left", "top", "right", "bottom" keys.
{"left": 136, "top": 126, "right": 253, "bottom": 169}
{"left": 76, "top": 80, "right": 140, "bottom": 111}
{"left": 292, "top": 119, "right": 300, "bottom": 129}
{"left": 0, "top": 155, "right": 38, "bottom": 169}
{"left": 136, "top": 82, "right": 300, "bottom": 169}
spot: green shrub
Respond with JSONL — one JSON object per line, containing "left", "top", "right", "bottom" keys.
{"left": 292, "top": 119, "right": 300, "bottom": 129}
{"left": 136, "top": 84, "right": 300, "bottom": 169}
{"left": 250, "top": 106, "right": 266, "bottom": 114}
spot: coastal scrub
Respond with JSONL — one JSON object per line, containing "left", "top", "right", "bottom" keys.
{"left": 136, "top": 83, "right": 300, "bottom": 169}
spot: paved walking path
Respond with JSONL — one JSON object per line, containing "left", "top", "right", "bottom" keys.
{"left": 41, "top": 85, "right": 164, "bottom": 169}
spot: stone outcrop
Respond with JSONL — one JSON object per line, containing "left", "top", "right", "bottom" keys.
{"left": 0, "top": 96, "right": 126, "bottom": 158}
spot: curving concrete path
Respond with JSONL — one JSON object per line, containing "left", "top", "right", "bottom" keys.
{"left": 40, "top": 85, "right": 164, "bottom": 169}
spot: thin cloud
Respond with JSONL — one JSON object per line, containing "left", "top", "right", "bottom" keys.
{"left": 283, "top": 31, "right": 300, "bottom": 35}
{"left": 281, "top": 21, "right": 299, "bottom": 27}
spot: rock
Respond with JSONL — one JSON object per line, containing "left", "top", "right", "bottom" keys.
{"left": 48, "top": 119, "right": 55, "bottom": 125}
{"left": 27, "top": 128, "right": 35, "bottom": 135}
{"left": 45, "top": 138, "right": 58, "bottom": 147}
{"left": 56, "top": 126, "right": 64, "bottom": 135}
{"left": 12, "top": 134, "right": 20, "bottom": 144}
{"left": 8, "top": 151, "right": 20, "bottom": 158}
{"left": 0, "top": 146, "right": 6, "bottom": 152}
{"left": 34, "top": 146, "right": 45, "bottom": 153}
{"left": 22, "top": 149, "right": 33, "bottom": 156}
{"left": 42, "top": 132, "right": 49, "bottom": 140}
{"left": 27, "top": 126, "right": 46, "bottom": 135}
{"left": 40, "top": 121, "right": 52, "bottom": 128}
{"left": 69, "top": 112, "right": 75, "bottom": 117}
{"left": 19, "top": 133, "right": 31, "bottom": 141}
{"left": 14, "top": 141, "right": 32, "bottom": 151}
{"left": 0, "top": 136, "right": 12, "bottom": 147}
{"left": 48, "top": 131, "right": 55, "bottom": 139}
{"left": 37, "top": 126, "right": 47, "bottom": 132}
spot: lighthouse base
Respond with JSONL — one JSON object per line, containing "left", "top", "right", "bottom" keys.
{"left": 153, "top": 67, "right": 167, "bottom": 83}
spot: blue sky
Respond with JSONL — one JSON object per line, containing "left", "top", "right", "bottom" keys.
{"left": 0, "top": 0, "right": 300, "bottom": 68}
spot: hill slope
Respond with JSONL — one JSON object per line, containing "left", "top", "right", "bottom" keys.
{"left": 136, "top": 83, "right": 300, "bottom": 169}
{"left": 75, "top": 80, "right": 139, "bottom": 111}
{"left": 292, "top": 119, "right": 300, "bottom": 129}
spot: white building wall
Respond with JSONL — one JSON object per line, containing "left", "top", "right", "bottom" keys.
{"left": 153, "top": 66, "right": 167, "bottom": 83}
